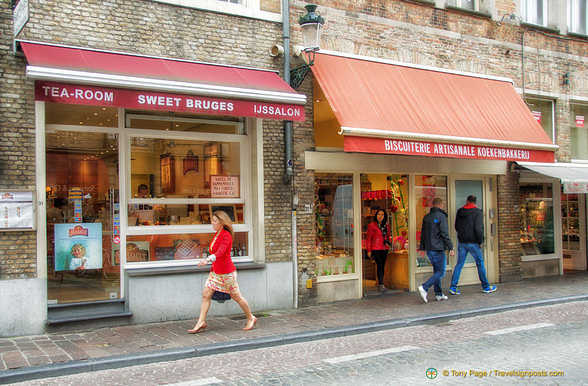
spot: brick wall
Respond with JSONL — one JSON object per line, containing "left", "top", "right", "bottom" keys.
{"left": 497, "top": 165, "right": 522, "bottom": 282}
{"left": 0, "top": 0, "right": 37, "bottom": 279}
{"left": 0, "top": 0, "right": 291, "bottom": 279}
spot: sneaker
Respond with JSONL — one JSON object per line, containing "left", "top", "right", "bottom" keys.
{"left": 436, "top": 294, "right": 448, "bottom": 301}
{"left": 448, "top": 288, "right": 460, "bottom": 295}
{"left": 482, "top": 285, "right": 497, "bottom": 293}
{"left": 378, "top": 285, "right": 388, "bottom": 292}
{"left": 418, "top": 285, "right": 428, "bottom": 303}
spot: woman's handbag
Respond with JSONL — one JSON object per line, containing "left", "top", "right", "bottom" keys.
{"left": 212, "top": 290, "right": 231, "bottom": 303}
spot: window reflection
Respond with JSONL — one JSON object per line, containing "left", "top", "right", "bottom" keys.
{"left": 520, "top": 183, "right": 555, "bottom": 255}
{"left": 130, "top": 138, "right": 240, "bottom": 199}
{"left": 416, "top": 175, "right": 448, "bottom": 267}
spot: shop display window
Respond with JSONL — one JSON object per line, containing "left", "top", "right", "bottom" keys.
{"left": 561, "top": 191, "right": 580, "bottom": 251}
{"left": 126, "top": 113, "right": 252, "bottom": 264}
{"left": 570, "top": 104, "right": 588, "bottom": 160}
{"left": 415, "top": 175, "right": 448, "bottom": 267}
{"left": 125, "top": 231, "right": 248, "bottom": 264}
{"left": 130, "top": 137, "right": 240, "bottom": 200}
{"left": 520, "top": 183, "right": 555, "bottom": 256}
{"left": 128, "top": 203, "right": 244, "bottom": 226}
{"left": 315, "top": 173, "right": 354, "bottom": 277}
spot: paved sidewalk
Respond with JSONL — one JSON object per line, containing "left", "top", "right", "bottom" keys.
{"left": 1, "top": 271, "right": 588, "bottom": 384}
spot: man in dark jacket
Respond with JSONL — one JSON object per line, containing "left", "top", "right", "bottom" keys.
{"left": 449, "top": 195, "right": 497, "bottom": 295}
{"left": 418, "top": 198, "right": 454, "bottom": 303}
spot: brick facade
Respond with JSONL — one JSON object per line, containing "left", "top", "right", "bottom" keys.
{"left": 287, "top": 0, "right": 586, "bottom": 303}
{"left": 1, "top": 0, "right": 587, "bottom": 302}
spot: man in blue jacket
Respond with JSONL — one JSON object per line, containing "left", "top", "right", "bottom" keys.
{"left": 449, "top": 195, "right": 497, "bottom": 295}
{"left": 418, "top": 197, "right": 454, "bottom": 303}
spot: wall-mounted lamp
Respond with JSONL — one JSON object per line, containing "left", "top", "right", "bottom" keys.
{"left": 290, "top": 4, "right": 325, "bottom": 89}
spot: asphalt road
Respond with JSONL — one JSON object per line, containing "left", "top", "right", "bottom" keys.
{"left": 17, "top": 300, "right": 588, "bottom": 385}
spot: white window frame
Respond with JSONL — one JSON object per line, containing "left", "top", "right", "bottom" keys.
{"left": 151, "top": 0, "right": 281, "bottom": 22}
{"left": 568, "top": 0, "right": 588, "bottom": 34}
{"left": 522, "top": 0, "right": 548, "bottom": 26}
{"left": 123, "top": 115, "right": 254, "bottom": 268}
{"left": 447, "top": 0, "right": 479, "bottom": 11}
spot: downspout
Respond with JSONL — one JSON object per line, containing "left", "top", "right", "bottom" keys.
{"left": 282, "top": 0, "right": 299, "bottom": 308}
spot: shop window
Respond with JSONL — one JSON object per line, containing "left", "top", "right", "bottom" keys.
{"left": 315, "top": 173, "right": 354, "bottom": 277}
{"left": 570, "top": 104, "right": 588, "bottom": 160}
{"left": 129, "top": 137, "right": 241, "bottom": 202}
{"left": 561, "top": 191, "right": 580, "bottom": 251}
{"left": 150, "top": 0, "right": 281, "bottom": 22}
{"left": 126, "top": 113, "right": 243, "bottom": 134}
{"left": 525, "top": 97, "right": 554, "bottom": 142}
{"left": 125, "top": 231, "right": 248, "bottom": 263}
{"left": 126, "top": 114, "right": 251, "bottom": 263}
{"left": 416, "top": 175, "right": 448, "bottom": 267}
{"left": 568, "top": 0, "right": 587, "bottom": 35}
{"left": 522, "top": 0, "right": 547, "bottom": 26}
{"left": 46, "top": 102, "right": 118, "bottom": 127}
{"left": 520, "top": 183, "right": 555, "bottom": 256}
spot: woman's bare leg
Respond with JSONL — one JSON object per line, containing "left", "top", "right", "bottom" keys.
{"left": 190, "top": 287, "right": 214, "bottom": 330}
{"left": 231, "top": 292, "right": 256, "bottom": 329}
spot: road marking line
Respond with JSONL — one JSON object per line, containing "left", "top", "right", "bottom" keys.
{"left": 484, "top": 322, "right": 554, "bottom": 336}
{"left": 170, "top": 377, "right": 224, "bottom": 385}
{"left": 323, "top": 345, "right": 419, "bottom": 364}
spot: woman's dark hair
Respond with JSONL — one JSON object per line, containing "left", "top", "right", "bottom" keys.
{"left": 373, "top": 209, "right": 388, "bottom": 225}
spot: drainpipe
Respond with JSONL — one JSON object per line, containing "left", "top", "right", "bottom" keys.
{"left": 282, "top": 0, "right": 298, "bottom": 308}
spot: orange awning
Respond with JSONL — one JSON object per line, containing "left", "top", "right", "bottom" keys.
{"left": 311, "top": 52, "right": 557, "bottom": 162}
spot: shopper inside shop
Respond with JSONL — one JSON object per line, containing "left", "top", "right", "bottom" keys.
{"left": 366, "top": 209, "right": 393, "bottom": 292}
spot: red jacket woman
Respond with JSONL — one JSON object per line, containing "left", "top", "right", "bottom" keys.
{"left": 366, "top": 222, "right": 392, "bottom": 253}
{"left": 188, "top": 210, "right": 256, "bottom": 333}
{"left": 208, "top": 228, "right": 236, "bottom": 274}
{"left": 365, "top": 210, "right": 392, "bottom": 292}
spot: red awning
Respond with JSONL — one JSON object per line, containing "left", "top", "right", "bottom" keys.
{"left": 311, "top": 51, "right": 556, "bottom": 162}
{"left": 20, "top": 41, "right": 306, "bottom": 121}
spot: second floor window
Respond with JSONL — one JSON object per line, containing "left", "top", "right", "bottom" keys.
{"left": 447, "top": 0, "right": 477, "bottom": 10}
{"left": 568, "top": 0, "right": 587, "bottom": 34}
{"left": 522, "top": 0, "right": 547, "bottom": 26}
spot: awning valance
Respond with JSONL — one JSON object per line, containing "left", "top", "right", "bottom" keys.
{"left": 517, "top": 162, "right": 588, "bottom": 193}
{"left": 20, "top": 41, "right": 306, "bottom": 121}
{"left": 311, "top": 51, "right": 557, "bottom": 162}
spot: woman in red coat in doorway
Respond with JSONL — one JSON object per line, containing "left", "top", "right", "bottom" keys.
{"left": 366, "top": 209, "right": 392, "bottom": 292}
{"left": 188, "top": 210, "right": 257, "bottom": 333}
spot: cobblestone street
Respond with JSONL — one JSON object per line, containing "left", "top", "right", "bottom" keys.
{"left": 16, "top": 300, "right": 588, "bottom": 385}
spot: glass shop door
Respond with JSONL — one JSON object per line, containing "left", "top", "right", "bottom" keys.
{"left": 46, "top": 128, "right": 120, "bottom": 304}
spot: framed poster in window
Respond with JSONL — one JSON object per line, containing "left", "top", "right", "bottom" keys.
{"left": 160, "top": 154, "right": 175, "bottom": 194}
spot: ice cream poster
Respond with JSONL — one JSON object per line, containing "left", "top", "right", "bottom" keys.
{"left": 54, "top": 223, "right": 103, "bottom": 271}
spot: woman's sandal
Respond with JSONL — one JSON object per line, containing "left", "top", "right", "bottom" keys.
{"left": 187, "top": 323, "right": 207, "bottom": 334}
{"left": 242, "top": 316, "right": 257, "bottom": 331}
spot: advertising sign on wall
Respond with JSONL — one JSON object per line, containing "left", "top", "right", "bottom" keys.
{"left": 54, "top": 223, "right": 103, "bottom": 271}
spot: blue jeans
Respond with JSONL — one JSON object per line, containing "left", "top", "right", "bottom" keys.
{"left": 450, "top": 242, "right": 491, "bottom": 291}
{"left": 421, "top": 250, "right": 446, "bottom": 296}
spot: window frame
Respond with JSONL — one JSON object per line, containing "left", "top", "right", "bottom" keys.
{"left": 123, "top": 115, "right": 253, "bottom": 266}
{"left": 522, "top": 0, "right": 548, "bottom": 26}
{"left": 568, "top": 0, "right": 588, "bottom": 35}
{"left": 446, "top": 0, "right": 478, "bottom": 12}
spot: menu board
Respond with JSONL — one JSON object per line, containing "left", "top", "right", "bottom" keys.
{"left": 0, "top": 191, "right": 35, "bottom": 230}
